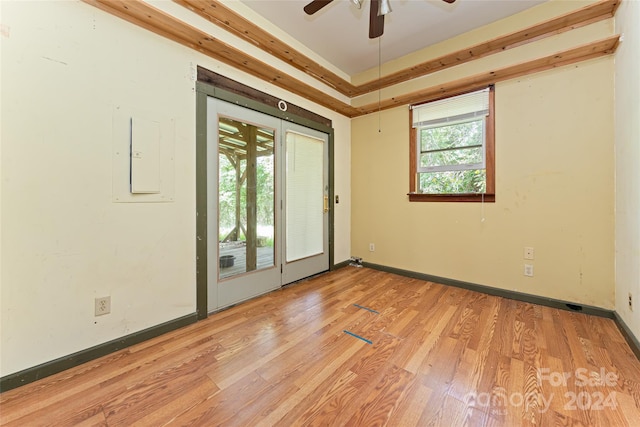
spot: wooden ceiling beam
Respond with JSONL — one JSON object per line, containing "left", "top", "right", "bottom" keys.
{"left": 81, "top": 0, "right": 620, "bottom": 119}
{"left": 353, "top": 35, "right": 620, "bottom": 116}
{"left": 82, "top": 0, "right": 360, "bottom": 117}
{"left": 352, "top": 0, "right": 620, "bottom": 96}
{"left": 174, "top": 0, "right": 619, "bottom": 97}
{"left": 175, "top": 0, "right": 359, "bottom": 96}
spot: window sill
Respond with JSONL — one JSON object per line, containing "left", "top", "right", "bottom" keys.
{"left": 408, "top": 193, "right": 495, "bottom": 203}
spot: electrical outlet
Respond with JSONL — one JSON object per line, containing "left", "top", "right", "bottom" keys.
{"left": 524, "top": 264, "right": 534, "bottom": 277}
{"left": 524, "top": 246, "right": 534, "bottom": 260}
{"left": 369, "top": 243, "right": 375, "bottom": 252}
{"left": 629, "top": 293, "right": 633, "bottom": 311}
{"left": 95, "top": 296, "right": 111, "bottom": 316}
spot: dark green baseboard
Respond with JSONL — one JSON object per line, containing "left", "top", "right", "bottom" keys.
{"left": 1, "top": 262, "right": 351, "bottom": 392}
{"left": 3, "top": 264, "right": 638, "bottom": 393}
{"left": 363, "top": 262, "right": 616, "bottom": 319}
{"left": 613, "top": 312, "right": 640, "bottom": 360}
{"left": 332, "top": 259, "right": 351, "bottom": 270}
{"left": 0, "top": 312, "right": 198, "bottom": 393}
{"left": 364, "top": 262, "right": 640, "bottom": 359}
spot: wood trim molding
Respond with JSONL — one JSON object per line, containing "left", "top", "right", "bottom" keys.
{"left": 82, "top": 1, "right": 620, "bottom": 118}
{"left": 485, "top": 85, "right": 496, "bottom": 195}
{"left": 197, "top": 66, "right": 332, "bottom": 127}
{"left": 175, "top": 0, "right": 359, "bottom": 96}
{"left": 173, "top": 0, "right": 619, "bottom": 97}
{"left": 81, "top": 0, "right": 360, "bottom": 117}
{"left": 352, "top": 0, "right": 620, "bottom": 96}
{"left": 409, "top": 108, "right": 417, "bottom": 194}
{"left": 408, "top": 193, "right": 496, "bottom": 203}
{"left": 353, "top": 35, "right": 620, "bottom": 116}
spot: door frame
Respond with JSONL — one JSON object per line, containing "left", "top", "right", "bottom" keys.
{"left": 195, "top": 77, "right": 335, "bottom": 320}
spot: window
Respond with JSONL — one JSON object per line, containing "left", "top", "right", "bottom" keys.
{"left": 409, "top": 86, "right": 495, "bottom": 202}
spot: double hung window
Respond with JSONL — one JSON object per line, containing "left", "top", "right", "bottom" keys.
{"left": 409, "top": 86, "right": 495, "bottom": 202}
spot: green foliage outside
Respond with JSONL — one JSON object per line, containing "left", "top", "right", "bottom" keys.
{"left": 419, "top": 119, "right": 486, "bottom": 194}
{"left": 219, "top": 153, "right": 274, "bottom": 241}
{"left": 419, "top": 170, "right": 486, "bottom": 194}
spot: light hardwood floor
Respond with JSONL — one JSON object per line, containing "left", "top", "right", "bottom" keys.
{"left": 2, "top": 267, "right": 640, "bottom": 426}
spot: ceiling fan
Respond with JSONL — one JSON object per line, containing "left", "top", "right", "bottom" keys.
{"left": 303, "top": 0, "right": 457, "bottom": 39}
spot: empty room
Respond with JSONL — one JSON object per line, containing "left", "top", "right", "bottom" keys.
{"left": 1, "top": 0, "right": 639, "bottom": 425}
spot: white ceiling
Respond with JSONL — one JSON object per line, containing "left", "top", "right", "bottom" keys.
{"left": 241, "top": 0, "right": 547, "bottom": 75}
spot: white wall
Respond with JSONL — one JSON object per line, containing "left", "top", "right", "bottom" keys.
{"left": 0, "top": 0, "right": 351, "bottom": 377}
{"left": 615, "top": 0, "right": 640, "bottom": 337}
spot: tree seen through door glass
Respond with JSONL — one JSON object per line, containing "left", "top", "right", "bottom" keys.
{"left": 218, "top": 117, "right": 275, "bottom": 279}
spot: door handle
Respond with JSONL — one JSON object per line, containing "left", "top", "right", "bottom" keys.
{"left": 324, "top": 195, "right": 329, "bottom": 213}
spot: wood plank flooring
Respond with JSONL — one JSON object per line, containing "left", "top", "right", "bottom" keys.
{"left": 2, "top": 267, "right": 640, "bottom": 426}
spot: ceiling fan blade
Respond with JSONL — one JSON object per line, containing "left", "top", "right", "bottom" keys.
{"left": 369, "top": 0, "right": 384, "bottom": 39}
{"left": 442, "top": 0, "right": 456, "bottom": 3}
{"left": 303, "top": 0, "right": 333, "bottom": 15}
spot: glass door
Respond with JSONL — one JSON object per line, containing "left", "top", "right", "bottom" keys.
{"left": 206, "top": 98, "right": 329, "bottom": 312}
{"left": 207, "top": 98, "right": 281, "bottom": 310}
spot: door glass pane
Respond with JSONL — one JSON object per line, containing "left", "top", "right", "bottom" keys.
{"left": 286, "top": 131, "right": 324, "bottom": 262}
{"left": 218, "top": 117, "right": 275, "bottom": 279}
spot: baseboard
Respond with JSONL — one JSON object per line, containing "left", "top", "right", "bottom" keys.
{"left": 613, "top": 312, "right": 640, "bottom": 360}
{"left": 0, "top": 313, "right": 198, "bottom": 393}
{"left": 363, "top": 262, "right": 615, "bottom": 319}
{"left": 332, "top": 259, "right": 351, "bottom": 270}
{"left": 4, "top": 266, "right": 638, "bottom": 393}
{"left": 364, "top": 262, "right": 640, "bottom": 359}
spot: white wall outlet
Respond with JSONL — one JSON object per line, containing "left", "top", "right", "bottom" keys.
{"left": 524, "top": 247, "right": 534, "bottom": 260}
{"left": 524, "top": 264, "right": 534, "bottom": 277}
{"left": 95, "top": 296, "right": 111, "bottom": 316}
{"left": 369, "top": 243, "right": 375, "bottom": 252}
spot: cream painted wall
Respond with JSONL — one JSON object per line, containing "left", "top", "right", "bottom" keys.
{"left": 0, "top": 0, "right": 351, "bottom": 377}
{"left": 352, "top": 57, "right": 614, "bottom": 308}
{"left": 614, "top": 0, "right": 640, "bottom": 337}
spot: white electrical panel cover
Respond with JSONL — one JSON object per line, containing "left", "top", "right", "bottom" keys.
{"left": 130, "top": 117, "right": 161, "bottom": 194}
{"left": 112, "top": 106, "right": 175, "bottom": 203}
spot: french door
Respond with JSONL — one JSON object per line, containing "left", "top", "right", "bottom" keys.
{"left": 207, "top": 98, "right": 329, "bottom": 311}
